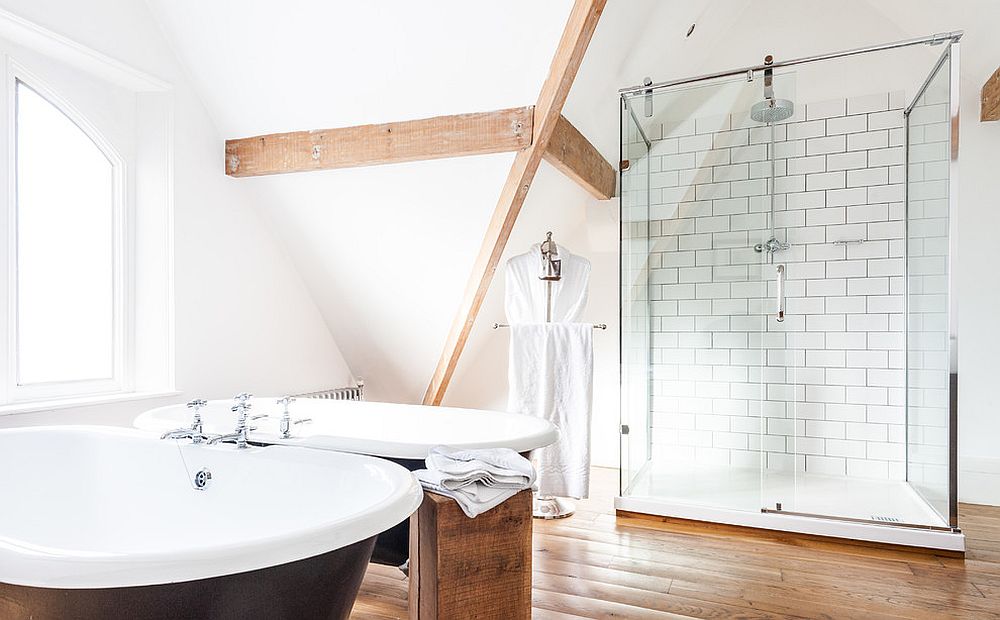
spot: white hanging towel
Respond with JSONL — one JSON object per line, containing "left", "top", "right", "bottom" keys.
{"left": 504, "top": 244, "right": 591, "bottom": 323}
{"left": 507, "top": 323, "right": 593, "bottom": 499}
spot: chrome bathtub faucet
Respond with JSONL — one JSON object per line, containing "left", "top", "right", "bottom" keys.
{"left": 160, "top": 398, "right": 213, "bottom": 443}
{"left": 210, "top": 400, "right": 255, "bottom": 449}
{"left": 277, "top": 396, "right": 312, "bottom": 439}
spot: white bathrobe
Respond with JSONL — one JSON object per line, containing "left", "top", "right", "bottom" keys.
{"left": 505, "top": 244, "right": 593, "bottom": 499}
{"left": 504, "top": 244, "right": 591, "bottom": 323}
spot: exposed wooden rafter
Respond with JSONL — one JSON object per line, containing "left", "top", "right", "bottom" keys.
{"left": 543, "top": 114, "right": 616, "bottom": 200}
{"left": 983, "top": 66, "right": 1000, "bottom": 122}
{"left": 225, "top": 107, "right": 534, "bottom": 177}
{"left": 422, "top": 0, "right": 607, "bottom": 406}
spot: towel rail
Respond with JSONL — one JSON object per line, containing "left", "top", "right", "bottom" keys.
{"left": 493, "top": 322, "right": 607, "bottom": 330}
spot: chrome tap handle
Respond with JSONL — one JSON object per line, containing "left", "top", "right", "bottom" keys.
{"left": 277, "top": 396, "right": 298, "bottom": 438}
{"left": 231, "top": 402, "right": 252, "bottom": 428}
{"left": 233, "top": 392, "right": 253, "bottom": 405}
{"left": 186, "top": 399, "right": 207, "bottom": 439}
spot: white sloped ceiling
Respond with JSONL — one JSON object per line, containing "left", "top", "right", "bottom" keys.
{"left": 144, "top": 0, "right": 581, "bottom": 402}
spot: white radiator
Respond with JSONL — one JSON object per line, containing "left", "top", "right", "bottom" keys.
{"left": 295, "top": 381, "right": 364, "bottom": 402}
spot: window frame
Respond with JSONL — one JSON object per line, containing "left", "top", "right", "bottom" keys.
{"left": 2, "top": 61, "right": 130, "bottom": 403}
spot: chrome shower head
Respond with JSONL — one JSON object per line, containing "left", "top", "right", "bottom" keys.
{"left": 751, "top": 98, "right": 795, "bottom": 123}
{"left": 751, "top": 54, "right": 795, "bottom": 124}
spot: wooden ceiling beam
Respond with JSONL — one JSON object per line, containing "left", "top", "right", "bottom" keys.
{"left": 422, "top": 0, "right": 606, "bottom": 406}
{"left": 224, "top": 106, "right": 534, "bottom": 177}
{"left": 543, "top": 114, "right": 616, "bottom": 200}
{"left": 983, "top": 66, "right": 1000, "bottom": 122}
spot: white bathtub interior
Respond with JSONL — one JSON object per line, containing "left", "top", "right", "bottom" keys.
{"left": 0, "top": 426, "right": 422, "bottom": 588}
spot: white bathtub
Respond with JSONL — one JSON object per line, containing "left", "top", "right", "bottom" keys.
{"left": 0, "top": 425, "right": 422, "bottom": 590}
{"left": 135, "top": 398, "right": 558, "bottom": 459}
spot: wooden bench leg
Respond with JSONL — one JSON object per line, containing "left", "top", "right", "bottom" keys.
{"left": 408, "top": 489, "right": 533, "bottom": 620}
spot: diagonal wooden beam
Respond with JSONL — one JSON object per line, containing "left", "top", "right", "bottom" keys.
{"left": 423, "top": 0, "right": 606, "bottom": 406}
{"left": 543, "top": 114, "right": 616, "bottom": 200}
{"left": 982, "top": 66, "right": 1000, "bottom": 122}
{"left": 224, "top": 107, "right": 533, "bottom": 177}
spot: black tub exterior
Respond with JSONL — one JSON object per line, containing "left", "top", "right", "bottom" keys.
{"left": 371, "top": 456, "right": 423, "bottom": 566}
{"left": 0, "top": 536, "right": 376, "bottom": 620}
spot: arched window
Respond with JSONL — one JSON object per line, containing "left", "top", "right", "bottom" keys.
{"left": 13, "top": 78, "right": 123, "bottom": 395}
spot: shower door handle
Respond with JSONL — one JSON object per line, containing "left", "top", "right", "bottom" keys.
{"left": 775, "top": 264, "right": 785, "bottom": 323}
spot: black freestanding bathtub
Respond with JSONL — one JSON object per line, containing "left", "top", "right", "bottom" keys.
{"left": 0, "top": 427, "right": 423, "bottom": 620}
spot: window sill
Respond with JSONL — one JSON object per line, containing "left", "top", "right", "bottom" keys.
{"left": 0, "top": 390, "right": 181, "bottom": 417}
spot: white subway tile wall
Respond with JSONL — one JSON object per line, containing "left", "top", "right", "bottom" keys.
{"left": 646, "top": 92, "right": 909, "bottom": 480}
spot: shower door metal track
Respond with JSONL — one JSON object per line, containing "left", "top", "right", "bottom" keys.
{"left": 761, "top": 508, "right": 959, "bottom": 533}
{"left": 619, "top": 31, "right": 963, "bottom": 96}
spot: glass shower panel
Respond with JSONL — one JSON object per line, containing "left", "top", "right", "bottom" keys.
{"left": 621, "top": 73, "right": 797, "bottom": 512}
{"left": 762, "top": 46, "right": 955, "bottom": 528}
{"left": 619, "top": 97, "right": 651, "bottom": 494}
{"left": 905, "top": 47, "right": 956, "bottom": 527}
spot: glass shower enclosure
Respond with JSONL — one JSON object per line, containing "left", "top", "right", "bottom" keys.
{"left": 618, "top": 35, "right": 963, "bottom": 551}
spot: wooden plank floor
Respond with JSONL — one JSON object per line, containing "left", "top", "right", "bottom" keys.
{"left": 351, "top": 467, "right": 1000, "bottom": 619}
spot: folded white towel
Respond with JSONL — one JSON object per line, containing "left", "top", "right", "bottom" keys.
{"left": 414, "top": 446, "right": 535, "bottom": 518}
{"left": 426, "top": 446, "right": 536, "bottom": 484}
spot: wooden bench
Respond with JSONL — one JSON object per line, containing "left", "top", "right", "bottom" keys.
{"left": 407, "top": 489, "right": 533, "bottom": 619}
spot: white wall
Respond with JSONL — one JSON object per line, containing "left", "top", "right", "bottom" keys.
{"left": 140, "top": 0, "right": 582, "bottom": 405}
{"left": 0, "top": 0, "right": 352, "bottom": 429}
{"left": 443, "top": 164, "right": 620, "bottom": 468}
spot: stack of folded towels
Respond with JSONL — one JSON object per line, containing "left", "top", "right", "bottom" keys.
{"left": 414, "top": 446, "right": 536, "bottom": 518}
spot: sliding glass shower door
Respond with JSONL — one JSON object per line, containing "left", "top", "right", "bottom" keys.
{"left": 761, "top": 44, "right": 959, "bottom": 529}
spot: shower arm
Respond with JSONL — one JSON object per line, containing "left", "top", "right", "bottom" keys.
{"left": 763, "top": 55, "right": 774, "bottom": 101}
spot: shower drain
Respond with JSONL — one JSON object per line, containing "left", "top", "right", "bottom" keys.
{"left": 871, "top": 515, "right": 902, "bottom": 523}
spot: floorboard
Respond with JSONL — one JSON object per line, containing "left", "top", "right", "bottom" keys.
{"left": 350, "top": 467, "right": 1000, "bottom": 618}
